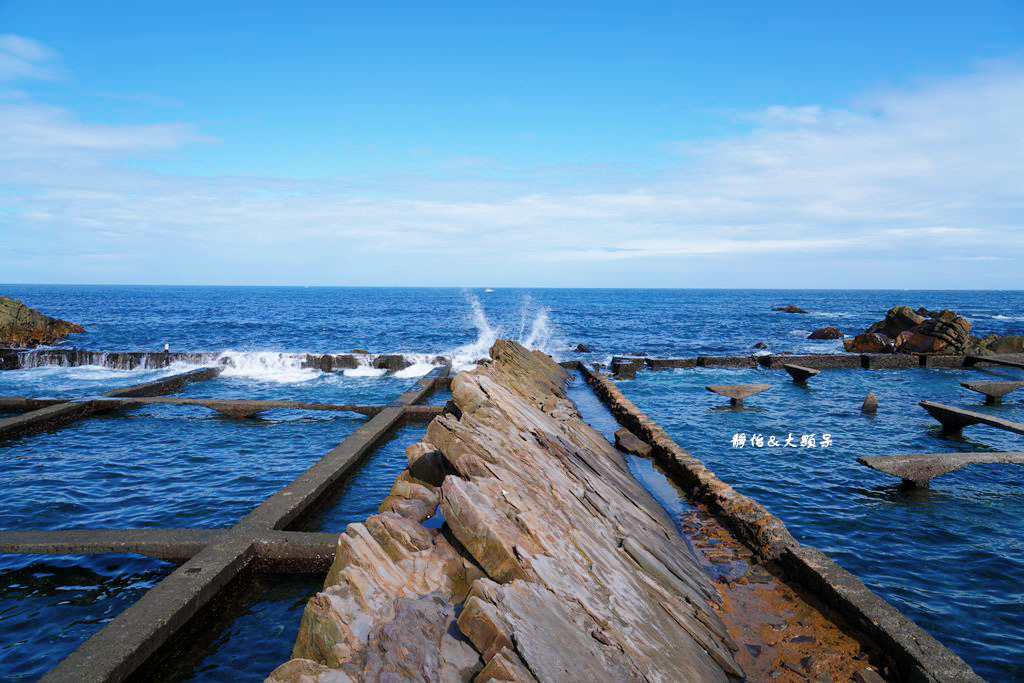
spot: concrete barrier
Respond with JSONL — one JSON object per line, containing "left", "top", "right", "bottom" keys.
{"left": 579, "top": 363, "right": 981, "bottom": 682}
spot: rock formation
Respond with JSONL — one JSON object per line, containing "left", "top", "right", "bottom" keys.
{"left": 844, "top": 306, "right": 974, "bottom": 354}
{"left": 268, "top": 341, "right": 743, "bottom": 682}
{"left": 808, "top": 326, "right": 842, "bottom": 340}
{"left": 0, "top": 297, "right": 84, "bottom": 348}
{"left": 772, "top": 305, "right": 807, "bottom": 314}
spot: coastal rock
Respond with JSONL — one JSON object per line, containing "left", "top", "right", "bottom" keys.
{"left": 847, "top": 307, "right": 973, "bottom": 355}
{"left": 753, "top": 342, "right": 768, "bottom": 349}
{"left": 289, "top": 513, "right": 484, "bottom": 675}
{"left": 982, "top": 335, "right": 1024, "bottom": 354}
{"left": 575, "top": 343, "right": 591, "bottom": 353}
{"left": 773, "top": 306, "right": 807, "bottom": 314}
{"left": 302, "top": 354, "right": 359, "bottom": 372}
{"left": 866, "top": 306, "right": 925, "bottom": 339}
{"left": 844, "top": 333, "right": 893, "bottom": 353}
{"left": 808, "top": 327, "right": 842, "bottom": 340}
{"left": 372, "top": 354, "right": 412, "bottom": 372}
{"left": 614, "top": 427, "right": 652, "bottom": 457}
{"left": 274, "top": 340, "right": 742, "bottom": 682}
{"left": 861, "top": 392, "right": 878, "bottom": 415}
{"left": 0, "top": 297, "right": 84, "bottom": 348}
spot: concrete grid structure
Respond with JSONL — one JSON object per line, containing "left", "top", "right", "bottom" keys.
{"left": 0, "top": 364, "right": 451, "bottom": 682}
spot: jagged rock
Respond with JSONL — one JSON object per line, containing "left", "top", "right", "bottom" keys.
{"left": 407, "top": 441, "right": 449, "bottom": 487}
{"left": 373, "top": 354, "right": 412, "bottom": 372}
{"left": 266, "top": 658, "right": 354, "bottom": 682}
{"left": 753, "top": 342, "right": 768, "bottom": 349}
{"left": 808, "top": 327, "right": 842, "bottom": 340}
{"left": 773, "top": 306, "right": 807, "bottom": 314}
{"left": 0, "top": 297, "right": 84, "bottom": 348}
{"left": 853, "top": 668, "right": 886, "bottom": 683}
{"left": 862, "top": 393, "right": 878, "bottom": 415}
{"left": 867, "top": 306, "right": 925, "bottom": 338}
{"left": 302, "top": 354, "right": 359, "bottom": 372}
{"left": 982, "top": 335, "right": 1024, "bottom": 354}
{"left": 615, "top": 427, "right": 652, "bottom": 457}
{"left": 276, "top": 340, "right": 742, "bottom": 682}
{"left": 846, "top": 307, "right": 973, "bottom": 355}
{"left": 844, "top": 333, "right": 892, "bottom": 353}
{"left": 575, "top": 343, "right": 591, "bottom": 353}
{"left": 379, "top": 471, "right": 440, "bottom": 522}
{"left": 897, "top": 311, "right": 972, "bottom": 353}
{"left": 290, "top": 514, "right": 484, "bottom": 675}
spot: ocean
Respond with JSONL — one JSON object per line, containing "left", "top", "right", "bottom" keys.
{"left": 1, "top": 285, "right": 1022, "bottom": 681}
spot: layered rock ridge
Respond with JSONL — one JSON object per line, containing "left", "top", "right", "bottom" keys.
{"left": 268, "top": 340, "right": 742, "bottom": 682}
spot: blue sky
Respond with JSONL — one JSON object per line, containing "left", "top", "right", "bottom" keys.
{"left": 2, "top": 1, "right": 1022, "bottom": 287}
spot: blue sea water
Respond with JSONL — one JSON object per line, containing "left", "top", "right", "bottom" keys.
{"left": 1, "top": 285, "right": 1022, "bottom": 680}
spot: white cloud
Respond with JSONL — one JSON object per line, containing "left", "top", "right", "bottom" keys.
{"left": 0, "top": 34, "right": 58, "bottom": 81}
{"left": 1, "top": 42, "right": 1022, "bottom": 285}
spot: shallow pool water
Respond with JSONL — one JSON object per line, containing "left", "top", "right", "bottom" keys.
{"left": 174, "top": 372, "right": 416, "bottom": 404}
{"left": 296, "top": 426, "right": 428, "bottom": 533}
{"left": 0, "top": 553, "right": 173, "bottom": 682}
{"left": 616, "top": 364, "right": 1024, "bottom": 681}
{"left": 0, "top": 408, "right": 361, "bottom": 530}
{"left": 0, "top": 363, "right": 426, "bottom": 680}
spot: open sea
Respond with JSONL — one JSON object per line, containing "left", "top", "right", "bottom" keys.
{"left": 1, "top": 285, "right": 1022, "bottom": 681}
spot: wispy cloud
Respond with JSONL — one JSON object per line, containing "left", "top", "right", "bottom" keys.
{"left": 0, "top": 35, "right": 59, "bottom": 81}
{"left": 1, "top": 36, "right": 1022, "bottom": 286}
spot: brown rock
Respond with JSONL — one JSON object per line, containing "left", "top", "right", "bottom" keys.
{"left": 984, "top": 335, "right": 1024, "bottom": 354}
{"left": 360, "top": 596, "right": 481, "bottom": 681}
{"left": 853, "top": 306, "right": 973, "bottom": 355}
{"left": 866, "top": 306, "right": 925, "bottom": 339}
{"left": 853, "top": 668, "right": 886, "bottom": 683}
{"left": 753, "top": 342, "right": 768, "bottom": 349}
{"left": 773, "top": 306, "right": 808, "bottom": 314}
{"left": 476, "top": 647, "right": 537, "bottom": 683}
{"left": 844, "top": 333, "right": 892, "bottom": 353}
{"left": 372, "top": 354, "right": 412, "bottom": 372}
{"left": 0, "top": 297, "right": 84, "bottom": 348}
{"left": 406, "top": 441, "right": 448, "bottom": 487}
{"left": 441, "top": 476, "right": 534, "bottom": 583}
{"left": 808, "top": 327, "right": 842, "bottom": 340}
{"left": 615, "top": 427, "right": 653, "bottom": 457}
{"left": 279, "top": 340, "right": 742, "bottom": 682}
{"left": 862, "top": 392, "right": 878, "bottom": 414}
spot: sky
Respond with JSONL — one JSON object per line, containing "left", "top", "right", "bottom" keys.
{"left": 1, "top": 1, "right": 1022, "bottom": 288}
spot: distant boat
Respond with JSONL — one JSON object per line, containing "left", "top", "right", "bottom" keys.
{"left": 485, "top": 288, "right": 494, "bottom": 292}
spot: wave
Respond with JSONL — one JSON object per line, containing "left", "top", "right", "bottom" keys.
{"left": 442, "top": 292, "right": 562, "bottom": 371}
{"left": 216, "top": 351, "right": 319, "bottom": 383}
{"left": 4, "top": 294, "right": 564, "bottom": 383}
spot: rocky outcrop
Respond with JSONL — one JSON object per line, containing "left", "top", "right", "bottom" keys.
{"left": 0, "top": 297, "right": 84, "bottom": 348}
{"left": 269, "top": 341, "right": 742, "bottom": 682}
{"left": 773, "top": 305, "right": 807, "bottom": 314}
{"left": 301, "top": 354, "right": 360, "bottom": 371}
{"left": 978, "top": 335, "right": 1024, "bottom": 354}
{"left": 844, "top": 306, "right": 973, "bottom": 354}
{"left": 372, "top": 354, "right": 413, "bottom": 372}
{"left": 808, "top": 326, "right": 842, "bottom": 340}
